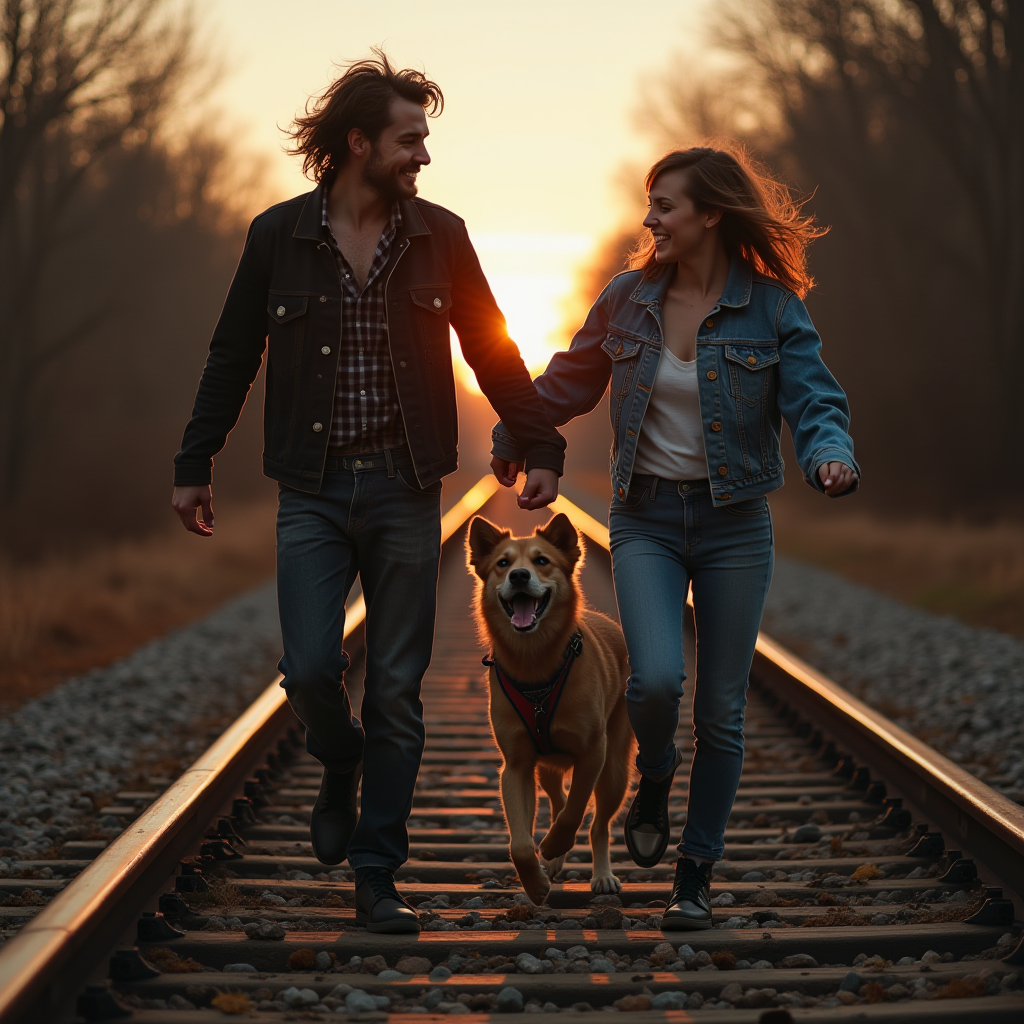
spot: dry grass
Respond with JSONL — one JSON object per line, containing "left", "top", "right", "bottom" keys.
{"left": 0, "top": 499, "right": 277, "bottom": 710}
{"left": 770, "top": 491, "right": 1024, "bottom": 638}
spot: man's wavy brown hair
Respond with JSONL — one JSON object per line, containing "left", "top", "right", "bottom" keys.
{"left": 630, "top": 146, "right": 825, "bottom": 297}
{"left": 286, "top": 48, "right": 444, "bottom": 182}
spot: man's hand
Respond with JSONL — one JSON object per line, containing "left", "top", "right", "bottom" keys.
{"left": 172, "top": 485, "right": 215, "bottom": 536}
{"left": 490, "top": 455, "right": 521, "bottom": 487}
{"left": 818, "top": 461, "right": 858, "bottom": 497}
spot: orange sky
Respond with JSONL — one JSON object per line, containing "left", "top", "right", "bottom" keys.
{"left": 199, "top": 0, "right": 707, "bottom": 380}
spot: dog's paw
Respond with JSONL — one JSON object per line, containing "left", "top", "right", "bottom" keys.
{"left": 590, "top": 871, "right": 623, "bottom": 895}
{"left": 521, "top": 874, "right": 551, "bottom": 906}
{"left": 540, "top": 854, "right": 565, "bottom": 882}
{"left": 539, "top": 822, "right": 577, "bottom": 860}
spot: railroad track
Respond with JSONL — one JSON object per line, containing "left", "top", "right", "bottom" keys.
{"left": 0, "top": 477, "right": 1021, "bottom": 1023}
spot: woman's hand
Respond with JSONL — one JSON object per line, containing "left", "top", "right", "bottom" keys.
{"left": 818, "top": 461, "right": 857, "bottom": 497}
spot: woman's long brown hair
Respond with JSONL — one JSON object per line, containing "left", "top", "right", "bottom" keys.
{"left": 630, "top": 146, "right": 825, "bottom": 297}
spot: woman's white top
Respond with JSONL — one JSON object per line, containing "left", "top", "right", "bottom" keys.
{"left": 632, "top": 346, "right": 709, "bottom": 481}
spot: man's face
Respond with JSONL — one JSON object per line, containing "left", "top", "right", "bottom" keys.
{"left": 362, "top": 97, "right": 431, "bottom": 202}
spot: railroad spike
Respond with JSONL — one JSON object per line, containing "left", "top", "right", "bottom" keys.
{"left": 965, "top": 896, "right": 1016, "bottom": 927}
{"left": 831, "top": 757, "right": 855, "bottom": 779}
{"left": 937, "top": 857, "right": 978, "bottom": 883}
{"left": 175, "top": 861, "right": 209, "bottom": 893}
{"left": 77, "top": 983, "right": 133, "bottom": 1021}
{"left": 109, "top": 946, "right": 160, "bottom": 981}
{"left": 243, "top": 779, "right": 267, "bottom": 807}
{"left": 864, "top": 780, "right": 887, "bottom": 804}
{"left": 847, "top": 766, "right": 871, "bottom": 791}
{"left": 136, "top": 910, "right": 185, "bottom": 942}
{"left": 231, "top": 796, "right": 258, "bottom": 825}
{"left": 216, "top": 816, "right": 247, "bottom": 845}
{"left": 200, "top": 838, "right": 244, "bottom": 861}
{"left": 905, "top": 831, "right": 944, "bottom": 858}
{"left": 157, "top": 891, "right": 209, "bottom": 928}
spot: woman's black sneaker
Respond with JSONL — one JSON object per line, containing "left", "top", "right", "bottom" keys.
{"left": 623, "top": 746, "right": 683, "bottom": 867}
{"left": 662, "top": 856, "right": 713, "bottom": 930}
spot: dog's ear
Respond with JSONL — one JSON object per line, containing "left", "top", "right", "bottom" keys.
{"left": 537, "top": 513, "right": 581, "bottom": 566}
{"left": 467, "top": 516, "right": 511, "bottom": 575}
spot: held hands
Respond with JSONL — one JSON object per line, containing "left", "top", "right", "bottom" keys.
{"left": 172, "top": 485, "right": 215, "bottom": 536}
{"left": 490, "top": 457, "right": 559, "bottom": 510}
{"left": 818, "top": 461, "right": 858, "bottom": 497}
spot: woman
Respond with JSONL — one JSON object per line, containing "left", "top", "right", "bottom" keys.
{"left": 490, "top": 146, "right": 859, "bottom": 929}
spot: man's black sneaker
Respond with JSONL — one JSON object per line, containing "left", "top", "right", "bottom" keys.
{"left": 309, "top": 763, "right": 361, "bottom": 866}
{"left": 354, "top": 867, "right": 421, "bottom": 934}
{"left": 623, "top": 746, "right": 683, "bottom": 867}
{"left": 662, "top": 856, "right": 713, "bottom": 931}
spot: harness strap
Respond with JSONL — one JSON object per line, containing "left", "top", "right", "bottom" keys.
{"left": 484, "top": 631, "right": 583, "bottom": 755}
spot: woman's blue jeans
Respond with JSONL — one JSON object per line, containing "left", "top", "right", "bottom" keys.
{"left": 609, "top": 476, "right": 774, "bottom": 862}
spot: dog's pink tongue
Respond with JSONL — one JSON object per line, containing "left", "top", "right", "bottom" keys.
{"left": 511, "top": 594, "right": 538, "bottom": 629}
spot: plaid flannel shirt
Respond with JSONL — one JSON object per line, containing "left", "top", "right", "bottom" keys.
{"left": 322, "top": 193, "right": 406, "bottom": 453}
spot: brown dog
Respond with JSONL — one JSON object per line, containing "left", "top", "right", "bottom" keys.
{"left": 467, "top": 513, "right": 634, "bottom": 905}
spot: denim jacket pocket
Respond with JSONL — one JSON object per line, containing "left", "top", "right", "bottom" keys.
{"left": 601, "top": 333, "right": 642, "bottom": 397}
{"left": 267, "top": 292, "right": 311, "bottom": 371}
{"left": 410, "top": 286, "right": 453, "bottom": 362}
{"left": 724, "top": 344, "right": 779, "bottom": 406}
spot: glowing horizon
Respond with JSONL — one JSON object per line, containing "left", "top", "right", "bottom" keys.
{"left": 452, "top": 232, "right": 593, "bottom": 394}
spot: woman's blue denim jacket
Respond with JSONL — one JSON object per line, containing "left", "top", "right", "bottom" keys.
{"left": 492, "top": 258, "right": 859, "bottom": 506}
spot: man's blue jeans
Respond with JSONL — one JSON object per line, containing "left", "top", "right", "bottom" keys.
{"left": 276, "top": 449, "right": 441, "bottom": 871}
{"left": 609, "top": 476, "right": 774, "bottom": 862}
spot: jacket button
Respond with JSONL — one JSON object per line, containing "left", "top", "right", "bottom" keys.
{"left": 705, "top": 318, "right": 714, "bottom": 328}
{"left": 711, "top": 420, "right": 722, "bottom": 431}
{"left": 718, "top": 465, "right": 728, "bottom": 476}
{"left": 707, "top": 370, "right": 718, "bottom": 380}
{"left": 618, "top": 487, "right": 625, "bottom": 498}
{"left": 312, "top": 422, "right": 323, "bottom": 432}
{"left": 433, "top": 297, "right": 442, "bottom": 308}
{"left": 276, "top": 305, "right": 286, "bottom": 316}
{"left": 321, "top": 346, "right": 331, "bottom": 355}
{"left": 747, "top": 355, "right": 757, "bottom": 365}
{"left": 400, "top": 361, "right": 407, "bottom": 368}
{"left": 319, "top": 295, "right": 327, "bottom": 302}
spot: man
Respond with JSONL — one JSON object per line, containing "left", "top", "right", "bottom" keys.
{"left": 171, "top": 52, "right": 563, "bottom": 934}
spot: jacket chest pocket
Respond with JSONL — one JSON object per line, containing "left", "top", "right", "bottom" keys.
{"left": 410, "top": 286, "right": 453, "bottom": 363}
{"left": 724, "top": 344, "right": 779, "bottom": 406}
{"left": 267, "top": 293, "right": 311, "bottom": 371}
{"left": 601, "top": 333, "right": 643, "bottom": 397}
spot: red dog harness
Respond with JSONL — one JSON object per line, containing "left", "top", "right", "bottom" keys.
{"left": 484, "top": 631, "right": 583, "bottom": 755}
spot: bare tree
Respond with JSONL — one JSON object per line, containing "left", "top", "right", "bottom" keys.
{"left": 0, "top": 0, "right": 193, "bottom": 498}
{"left": 716, "top": 0, "right": 1023, "bottom": 451}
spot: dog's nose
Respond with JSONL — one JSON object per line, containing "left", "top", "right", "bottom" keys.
{"left": 508, "top": 568, "right": 531, "bottom": 586}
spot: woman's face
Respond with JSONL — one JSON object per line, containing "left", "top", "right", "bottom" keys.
{"left": 643, "top": 169, "right": 720, "bottom": 263}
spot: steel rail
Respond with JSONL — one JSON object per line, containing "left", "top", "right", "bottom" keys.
{"left": 551, "top": 493, "right": 1024, "bottom": 907}
{"left": 0, "top": 474, "right": 501, "bottom": 1024}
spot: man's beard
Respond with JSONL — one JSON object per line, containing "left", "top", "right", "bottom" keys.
{"left": 362, "top": 149, "right": 413, "bottom": 202}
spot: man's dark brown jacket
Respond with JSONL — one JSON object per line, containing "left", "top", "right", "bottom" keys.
{"left": 174, "top": 182, "right": 565, "bottom": 491}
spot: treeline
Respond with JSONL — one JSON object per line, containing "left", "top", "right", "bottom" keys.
{"left": 0, "top": 0, "right": 271, "bottom": 557}
{"left": 569, "top": 0, "right": 1022, "bottom": 516}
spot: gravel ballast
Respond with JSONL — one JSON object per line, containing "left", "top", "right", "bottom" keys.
{"left": 0, "top": 582, "right": 281, "bottom": 869}
{"left": 763, "top": 556, "right": 1024, "bottom": 805}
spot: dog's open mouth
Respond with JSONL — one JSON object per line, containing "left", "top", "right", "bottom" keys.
{"left": 499, "top": 590, "right": 551, "bottom": 632}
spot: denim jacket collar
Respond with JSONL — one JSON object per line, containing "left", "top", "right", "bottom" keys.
{"left": 628, "top": 255, "right": 753, "bottom": 309}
